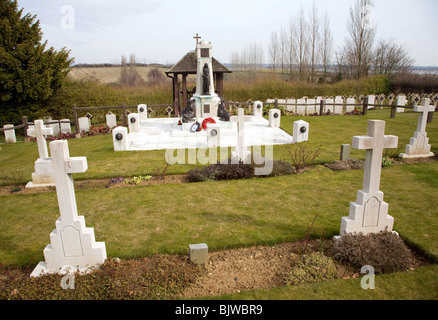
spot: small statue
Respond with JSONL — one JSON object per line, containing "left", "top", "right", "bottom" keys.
{"left": 202, "top": 63, "right": 210, "bottom": 95}
{"left": 217, "top": 99, "right": 230, "bottom": 121}
{"left": 182, "top": 99, "right": 196, "bottom": 123}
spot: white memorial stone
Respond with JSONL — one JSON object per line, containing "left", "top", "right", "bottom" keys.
{"left": 306, "top": 98, "right": 316, "bottom": 114}
{"left": 113, "top": 126, "right": 129, "bottom": 151}
{"left": 367, "top": 95, "right": 375, "bottom": 109}
{"left": 325, "top": 98, "right": 334, "bottom": 113}
{"left": 207, "top": 124, "right": 220, "bottom": 148}
{"left": 106, "top": 112, "right": 117, "bottom": 129}
{"left": 346, "top": 97, "right": 356, "bottom": 113}
{"left": 253, "top": 101, "right": 263, "bottom": 117}
{"left": 334, "top": 96, "right": 343, "bottom": 114}
{"left": 60, "top": 120, "right": 71, "bottom": 134}
{"left": 78, "top": 117, "right": 90, "bottom": 132}
{"left": 339, "top": 120, "right": 398, "bottom": 235}
{"left": 269, "top": 108, "right": 281, "bottom": 128}
{"left": 3, "top": 124, "right": 16, "bottom": 143}
{"left": 30, "top": 140, "right": 107, "bottom": 277}
{"left": 191, "top": 40, "right": 221, "bottom": 118}
{"left": 293, "top": 120, "right": 309, "bottom": 143}
{"left": 286, "top": 98, "right": 296, "bottom": 113}
{"left": 396, "top": 95, "right": 406, "bottom": 113}
{"left": 138, "top": 104, "right": 148, "bottom": 121}
{"left": 399, "top": 98, "right": 436, "bottom": 159}
{"left": 296, "top": 98, "right": 306, "bottom": 115}
{"left": 26, "top": 119, "right": 55, "bottom": 188}
{"left": 128, "top": 113, "right": 140, "bottom": 133}
{"left": 231, "top": 108, "right": 252, "bottom": 163}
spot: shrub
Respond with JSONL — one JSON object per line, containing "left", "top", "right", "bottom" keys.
{"left": 284, "top": 252, "right": 338, "bottom": 286}
{"left": 329, "top": 231, "right": 412, "bottom": 274}
{"left": 186, "top": 161, "right": 254, "bottom": 182}
{"left": 285, "top": 144, "right": 321, "bottom": 171}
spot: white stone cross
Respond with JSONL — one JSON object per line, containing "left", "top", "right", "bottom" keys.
{"left": 231, "top": 108, "right": 252, "bottom": 162}
{"left": 339, "top": 120, "right": 398, "bottom": 236}
{"left": 31, "top": 140, "right": 106, "bottom": 277}
{"left": 413, "top": 98, "right": 435, "bottom": 134}
{"left": 35, "top": 140, "right": 87, "bottom": 225}
{"left": 399, "top": 98, "right": 436, "bottom": 159}
{"left": 352, "top": 120, "right": 398, "bottom": 194}
{"left": 27, "top": 119, "right": 53, "bottom": 159}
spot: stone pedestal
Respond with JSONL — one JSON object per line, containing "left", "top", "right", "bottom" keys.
{"left": 293, "top": 120, "right": 309, "bottom": 143}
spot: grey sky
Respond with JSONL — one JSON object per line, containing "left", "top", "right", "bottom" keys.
{"left": 16, "top": 0, "right": 438, "bottom": 66}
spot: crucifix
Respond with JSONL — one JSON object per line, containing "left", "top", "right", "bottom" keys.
{"left": 31, "top": 140, "right": 106, "bottom": 277}
{"left": 193, "top": 33, "right": 201, "bottom": 46}
{"left": 27, "top": 119, "right": 53, "bottom": 159}
{"left": 353, "top": 120, "right": 398, "bottom": 194}
{"left": 231, "top": 107, "right": 252, "bottom": 163}
{"left": 400, "top": 98, "right": 436, "bottom": 158}
{"left": 339, "top": 120, "right": 398, "bottom": 236}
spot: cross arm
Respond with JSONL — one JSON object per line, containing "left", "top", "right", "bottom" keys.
{"left": 352, "top": 135, "right": 398, "bottom": 150}
{"left": 65, "top": 157, "right": 88, "bottom": 174}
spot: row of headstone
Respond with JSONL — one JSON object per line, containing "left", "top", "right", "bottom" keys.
{"left": 2, "top": 119, "right": 71, "bottom": 144}
{"left": 265, "top": 95, "right": 410, "bottom": 115}
{"left": 27, "top": 100, "right": 435, "bottom": 279}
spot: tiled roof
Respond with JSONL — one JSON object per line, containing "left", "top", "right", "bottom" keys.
{"left": 166, "top": 51, "right": 231, "bottom": 74}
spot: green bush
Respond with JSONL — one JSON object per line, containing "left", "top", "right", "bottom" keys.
{"left": 329, "top": 231, "right": 413, "bottom": 274}
{"left": 284, "top": 252, "right": 338, "bottom": 286}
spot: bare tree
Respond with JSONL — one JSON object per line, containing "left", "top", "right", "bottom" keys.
{"left": 320, "top": 11, "right": 334, "bottom": 82}
{"left": 372, "top": 38, "right": 413, "bottom": 78}
{"left": 342, "top": 0, "right": 376, "bottom": 79}
{"left": 308, "top": 3, "right": 320, "bottom": 83}
{"left": 279, "top": 26, "right": 289, "bottom": 79}
{"left": 119, "top": 53, "right": 145, "bottom": 87}
{"left": 268, "top": 31, "right": 279, "bottom": 72}
{"left": 296, "top": 6, "right": 309, "bottom": 81}
{"left": 287, "top": 16, "right": 297, "bottom": 80}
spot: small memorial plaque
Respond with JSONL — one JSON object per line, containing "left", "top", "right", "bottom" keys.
{"left": 201, "top": 48, "right": 209, "bottom": 58}
{"left": 204, "top": 104, "right": 210, "bottom": 113}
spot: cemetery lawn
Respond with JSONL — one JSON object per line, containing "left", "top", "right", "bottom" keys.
{"left": 0, "top": 110, "right": 437, "bottom": 299}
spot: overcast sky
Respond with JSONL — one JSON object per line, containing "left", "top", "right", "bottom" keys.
{"left": 16, "top": 0, "right": 438, "bottom": 66}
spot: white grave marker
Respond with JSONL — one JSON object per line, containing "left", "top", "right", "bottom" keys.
{"left": 339, "top": 120, "right": 398, "bottom": 235}
{"left": 138, "top": 104, "right": 148, "bottom": 121}
{"left": 78, "top": 117, "right": 90, "bottom": 132}
{"left": 106, "top": 112, "right": 117, "bottom": 129}
{"left": 253, "top": 101, "right": 263, "bottom": 117}
{"left": 30, "top": 140, "right": 107, "bottom": 277}
{"left": 3, "top": 124, "right": 16, "bottom": 143}
{"left": 396, "top": 95, "right": 406, "bottom": 113}
{"left": 231, "top": 108, "right": 252, "bottom": 163}
{"left": 269, "top": 108, "right": 281, "bottom": 128}
{"left": 26, "top": 119, "right": 55, "bottom": 188}
{"left": 293, "top": 120, "right": 309, "bottom": 143}
{"left": 399, "top": 98, "right": 436, "bottom": 159}
{"left": 60, "top": 119, "right": 71, "bottom": 134}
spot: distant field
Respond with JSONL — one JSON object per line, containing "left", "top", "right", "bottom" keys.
{"left": 67, "top": 66, "right": 170, "bottom": 84}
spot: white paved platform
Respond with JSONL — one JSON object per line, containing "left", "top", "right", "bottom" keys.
{"left": 126, "top": 117, "right": 294, "bottom": 151}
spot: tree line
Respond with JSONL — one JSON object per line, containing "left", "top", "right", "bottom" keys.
{"left": 230, "top": 0, "right": 413, "bottom": 83}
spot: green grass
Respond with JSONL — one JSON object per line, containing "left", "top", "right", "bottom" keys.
{"left": 0, "top": 110, "right": 437, "bottom": 300}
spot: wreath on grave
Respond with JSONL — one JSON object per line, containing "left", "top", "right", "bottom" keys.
{"left": 201, "top": 117, "right": 216, "bottom": 130}
{"left": 190, "top": 121, "right": 202, "bottom": 133}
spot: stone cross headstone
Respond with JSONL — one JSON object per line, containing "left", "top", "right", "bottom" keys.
{"left": 30, "top": 140, "right": 107, "bottom": 277}
{"left": 26, "top": 120, "right": 55, "bottom": 188}
{"left": 27, "top": 120, "right": 53, "bottom": 159}
{"left": 231, "top": 108, "right": 252, "bottom": 163}
{"left": 399, "top": 98, "right": 436, "bottom": 159}
{"left": 339, "top": 120, "right": 398, "bottom": 235}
